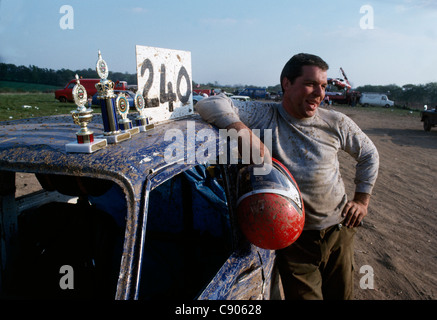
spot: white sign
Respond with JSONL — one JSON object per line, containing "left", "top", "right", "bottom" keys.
{"left": 135, "top": 45, "right": 193, "bottom": 124}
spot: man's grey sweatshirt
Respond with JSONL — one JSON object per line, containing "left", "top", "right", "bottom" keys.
{"left": 195, "top": 94, "right": 379, "bottom": 230}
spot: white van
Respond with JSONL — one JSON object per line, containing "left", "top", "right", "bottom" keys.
{"left": 359, "top": 92, "right": 394, "bottom": 108}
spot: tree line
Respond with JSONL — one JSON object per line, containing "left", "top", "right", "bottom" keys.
{"left": 0, "top": 63, "right": 137, "bottom": 88}
{"left": 1, "top": 63, "right": 435, "bottom": 108}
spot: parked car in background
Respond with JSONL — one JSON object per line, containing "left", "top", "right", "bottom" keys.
{"left": 421, "top": 105, "right": 437, "bottom": 131}
{"left": 114, "top": 81, "right": 128, "bottom": 91}
{"left": 359, "top": 92, "right": 394, "bottom": 108}
{"left": 55, "top": 78, "right": 100, "bottom": 103}
{"left": 238, "top": 88, "right": 267, "bottom": 100}
{"left": 231, "top": 95, "right": 251, "bottom": 102}
{"left": 192, "top": 91, "right": 205, "bottom": 105}
{"left": 193, "top": 89, "right": 210, "bottom": 96}
{"left": 268, "top": 92, "right": 282, "bottom": 101}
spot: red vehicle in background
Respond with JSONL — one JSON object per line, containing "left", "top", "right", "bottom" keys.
{"left": 193, "top": 89, "right": 213, "bottom": 96}
{"left": 325, "top": 67, "right": 360, "bottom": 106}
{"left": 55, "top": 78, "right": 99, "bottom": 103}
{"left": 55, "top": 79, "right": 128, "bottom": 102}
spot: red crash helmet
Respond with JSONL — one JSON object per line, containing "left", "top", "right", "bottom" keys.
{"left": 236, "top": 158, "right": 305, "bottom": 250}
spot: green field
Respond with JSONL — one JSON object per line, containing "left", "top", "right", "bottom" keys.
{"left": 0, "top": 92, "right": 79, "bottom": 121}
{"left": 0, "top": 81, "right": 62, "bottom": 93}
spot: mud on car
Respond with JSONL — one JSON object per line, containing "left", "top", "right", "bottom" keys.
{"left": 0, "top": 113, "right": 281, "bottom": 300}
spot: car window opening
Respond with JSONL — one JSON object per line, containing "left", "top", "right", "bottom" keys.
{"left": 1, "top": 173, "right": 126, "bottom": 299}
{"left": 138, "top": 164, "right": 233, "bottom": 300}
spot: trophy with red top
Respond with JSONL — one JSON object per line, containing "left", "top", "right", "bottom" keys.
{"left": 65, "top": 74, "right": 107, "bottom": 153}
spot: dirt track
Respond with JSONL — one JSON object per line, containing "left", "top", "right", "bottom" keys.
{"left": 333, "top": 105, "right": 437, "bottom": 300}
{"left": 14, "top": 105, "right": 437, "bottom": 300}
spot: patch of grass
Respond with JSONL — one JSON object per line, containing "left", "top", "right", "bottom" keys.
{"left": 0, "top": 93, "right": 78, "bottom": 121}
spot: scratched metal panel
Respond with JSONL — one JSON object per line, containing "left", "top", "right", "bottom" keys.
{"left": 197, "top": 243, "right": 276, "bottom": 300}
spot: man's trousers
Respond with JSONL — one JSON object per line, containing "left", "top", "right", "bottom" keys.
{"left": 276, "top": 224, "right": 357, "bottom": 300}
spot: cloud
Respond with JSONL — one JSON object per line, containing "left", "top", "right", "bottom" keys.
{"left": 127, "top": 7, "right": 148, "bottom": 14}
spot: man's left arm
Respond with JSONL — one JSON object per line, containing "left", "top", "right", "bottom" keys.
{"left": 340, "top": 116, "right": 379, "bottom": 228}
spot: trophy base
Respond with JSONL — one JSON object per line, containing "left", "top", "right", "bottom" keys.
{"left": 127, "top": 127, "right": 140, "bottom": 136}
{"left": 97, "top": 132, "right": 131, "bottom": 144}
{"left": 137, "top": 124, "right": 155, "bottom": 132}
{"left": 65, "top": 139, "right": 107, "bottom": 153}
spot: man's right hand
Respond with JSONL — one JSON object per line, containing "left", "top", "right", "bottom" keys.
{"left": 226, "top": 122, "right": 272, "bottom": 166}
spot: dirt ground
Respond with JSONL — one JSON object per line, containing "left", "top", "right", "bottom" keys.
{"left": 13, "top": 105, "right": 437, "bottom": 300}
{"left": 334, "top": 105, "right": 437, "bottom": 300}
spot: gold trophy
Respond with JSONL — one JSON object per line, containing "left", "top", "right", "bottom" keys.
{"left": 65, "top": 75, "right": 107, "bottom": 153}
{"left": 134, "top": 92, "right": 154, "bottom": 132}
{"left": 116, "top": 92, "right": 139, "bottom": 135}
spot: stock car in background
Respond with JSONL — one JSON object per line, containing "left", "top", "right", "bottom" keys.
{"left": 0, "top": 113, "right": 281, "bottom": 300}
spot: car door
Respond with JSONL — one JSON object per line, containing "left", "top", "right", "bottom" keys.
{"left": 196, "top": 164, "right": 276, "bottom": 300}
{"left": 134, "top": 162, "right": 273, "bottom": 300}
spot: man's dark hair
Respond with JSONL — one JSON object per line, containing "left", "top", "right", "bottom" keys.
{"left": 280, "top": 53, "right": 329, "bottom": 92}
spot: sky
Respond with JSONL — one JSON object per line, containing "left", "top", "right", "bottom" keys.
{"left": 0, "top": 0, "right": 436, "bottom": 88}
